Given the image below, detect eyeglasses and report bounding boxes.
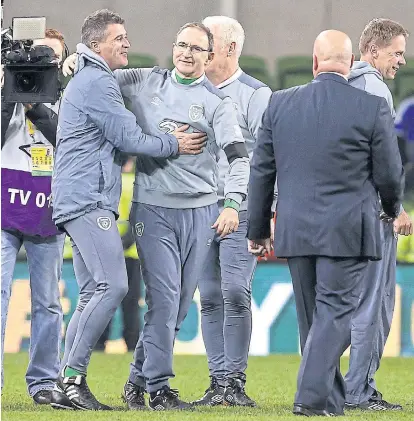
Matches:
[173,42,210,54]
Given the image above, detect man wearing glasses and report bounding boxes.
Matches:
[62,20,249,410]
[115,22,250,410]
[50,10,205,411]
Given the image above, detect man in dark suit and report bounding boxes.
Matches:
[247,30,404,417]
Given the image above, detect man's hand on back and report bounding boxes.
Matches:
[62,53,77,77]
[172,125,207,155]
[60,53,208,156]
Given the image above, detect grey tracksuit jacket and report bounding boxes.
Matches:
[52,44,178,225]
[115,67,250,209]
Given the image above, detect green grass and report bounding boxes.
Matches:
[2,353,414,420]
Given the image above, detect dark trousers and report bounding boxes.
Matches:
[287,256,368,414]
[96,257,142,351]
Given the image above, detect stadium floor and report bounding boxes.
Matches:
[2,353,413,420]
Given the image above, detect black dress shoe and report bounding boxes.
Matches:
[33,390,53,405]
[293,403,334,416]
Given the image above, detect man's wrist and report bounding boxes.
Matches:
[224,198,240,212]
[25,103,40,115]
[167,133,179,156]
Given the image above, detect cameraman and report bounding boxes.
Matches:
[1,29,65,405]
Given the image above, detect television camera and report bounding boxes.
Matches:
[1,17,61,103]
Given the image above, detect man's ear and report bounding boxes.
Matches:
[312,54,318,76]
[227,42,236,57]
[369,44,379,59]
[90,41,100,53]
[206,51,214,65]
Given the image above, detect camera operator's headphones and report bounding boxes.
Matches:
[57,42,71,95]
[62,42,70,63]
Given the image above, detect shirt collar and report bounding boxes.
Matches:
[216,68,243,89]
[317,71,348,81]
[171,68,205,85]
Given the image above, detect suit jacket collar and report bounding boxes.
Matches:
[313,72,349,85]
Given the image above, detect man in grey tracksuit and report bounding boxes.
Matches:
[50,10,203,412]
[117,22,250,411]
[345,18,412,411]
[189,16,272,408]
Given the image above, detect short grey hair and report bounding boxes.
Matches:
[359,18,409,54]
[203,16,245,57]
[176,22,214,52]
[81,9,124,48]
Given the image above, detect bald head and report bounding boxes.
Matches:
[313,30,354,77]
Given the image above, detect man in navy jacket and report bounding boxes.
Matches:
[247,30,404,416]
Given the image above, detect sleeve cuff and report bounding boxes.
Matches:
[166,133,179,156]
[225,192,243,205]
[224,198,240,212]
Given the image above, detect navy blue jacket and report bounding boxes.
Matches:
[247,73,404,260]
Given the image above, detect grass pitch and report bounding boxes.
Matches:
[2,353,414,420]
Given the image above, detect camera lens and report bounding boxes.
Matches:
[15,72,39,93]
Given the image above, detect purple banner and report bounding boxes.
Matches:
[1,168,60,237]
